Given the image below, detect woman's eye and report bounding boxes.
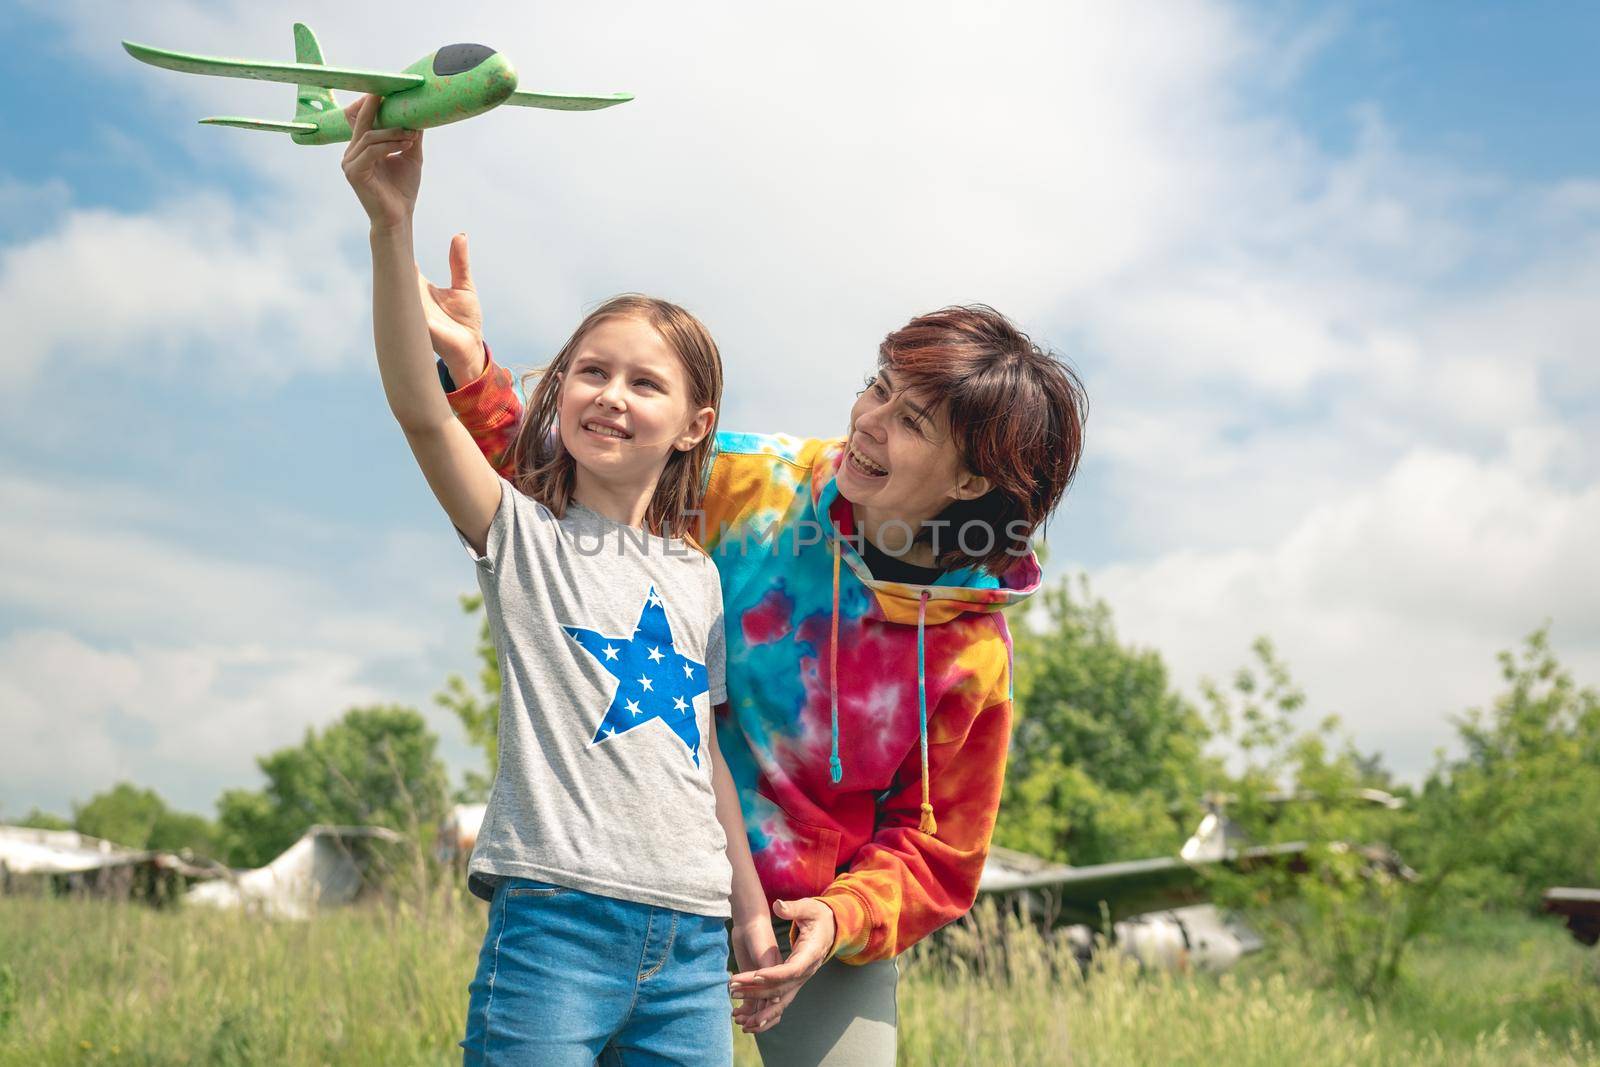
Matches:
[901,414,921,433]
[873,382,888,399]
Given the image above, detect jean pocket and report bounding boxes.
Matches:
[505,878,571,899]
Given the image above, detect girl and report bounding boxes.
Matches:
[340,94,780,1065]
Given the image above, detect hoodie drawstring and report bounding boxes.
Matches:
[916,589,937,835]
[1007,639,1015,703]
[828,537,843,785]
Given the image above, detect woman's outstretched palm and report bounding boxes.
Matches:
[417,233,486,380]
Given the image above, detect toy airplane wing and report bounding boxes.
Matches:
[199,117,319,133]
[503,90,634,111]
[122,40,422,95]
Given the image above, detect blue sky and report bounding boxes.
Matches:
[1263,1,1600,183]
[3,1,1598,824]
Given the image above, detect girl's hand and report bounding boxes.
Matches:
[417,233,486,383]
[729,914,783,1034]
[341,94,422,232]
[728,898,838,1034]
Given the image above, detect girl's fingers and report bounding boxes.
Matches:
[729,975,802,1000]
[352,128,416,153]
[345,132,418,175]
[342,125,413,169]
[741,998,788,1033]
[350,93,378,137]
[733,992,777,1015]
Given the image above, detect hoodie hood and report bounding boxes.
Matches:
[808,439,1040,832]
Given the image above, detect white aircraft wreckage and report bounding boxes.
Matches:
[0,824,216,900]
[1,822,403,919]
[187,825,404,920]
[974,791,1412,973]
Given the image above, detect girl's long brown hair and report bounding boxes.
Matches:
[506,295,722,541]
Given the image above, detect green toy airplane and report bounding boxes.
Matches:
[122,23,632,146]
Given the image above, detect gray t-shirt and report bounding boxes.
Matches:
[459,477,731,916]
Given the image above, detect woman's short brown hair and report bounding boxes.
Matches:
[507,294,723,542]
[878,305,1087,575]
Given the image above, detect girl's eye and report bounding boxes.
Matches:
[584,367,605,378]
[635,379,659,391]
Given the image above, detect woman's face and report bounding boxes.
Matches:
[557,316,712,480]
[836,366,989,535]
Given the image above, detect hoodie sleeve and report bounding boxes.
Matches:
[817,684,1013,965]
[443,345,521,479]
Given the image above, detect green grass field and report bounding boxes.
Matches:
[0,892,1594,1065]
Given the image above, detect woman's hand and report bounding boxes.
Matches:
[728,914,784,1034]
[417,233,487,384]
[341,94,422,233]
[728,897,837,1033]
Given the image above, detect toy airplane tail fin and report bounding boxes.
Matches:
[292,23,337,122]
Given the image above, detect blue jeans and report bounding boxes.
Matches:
[461,877,734,1066]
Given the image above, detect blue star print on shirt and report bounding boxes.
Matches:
[562,585,710,765]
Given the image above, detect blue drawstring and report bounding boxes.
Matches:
[829,536,843,784]
[916,590,936,835]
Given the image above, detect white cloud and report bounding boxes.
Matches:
[0,629,386,818]
[0,195,367,389]
[0,472,484,817]
[1087,445,1600,781]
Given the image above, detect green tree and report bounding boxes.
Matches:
[995,575,1219,865]
[73,783,168,848]
[435,593,500,802]
[1415,625,1600,911]
[147,810,222,857]
[71,783,219,856]
[216,705,449,868]
[1202,637,1436,999]
[11,808,72,831]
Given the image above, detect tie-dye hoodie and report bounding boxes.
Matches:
[447,352,1037,964]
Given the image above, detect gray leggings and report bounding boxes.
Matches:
[745,919,899,1067]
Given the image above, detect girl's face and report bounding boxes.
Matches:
[557,316,713,483]
[836,366,990,532]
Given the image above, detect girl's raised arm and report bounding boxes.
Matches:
[343,94,500,554]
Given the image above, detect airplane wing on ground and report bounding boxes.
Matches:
[502,90,634,111]
[980,842,1309,925]
[122,41,423,94]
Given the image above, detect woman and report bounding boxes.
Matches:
[422,235,1086,1066]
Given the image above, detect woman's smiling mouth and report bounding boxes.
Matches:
[847,443,888,478]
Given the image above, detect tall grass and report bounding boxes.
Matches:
[0,891,1593,1065]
